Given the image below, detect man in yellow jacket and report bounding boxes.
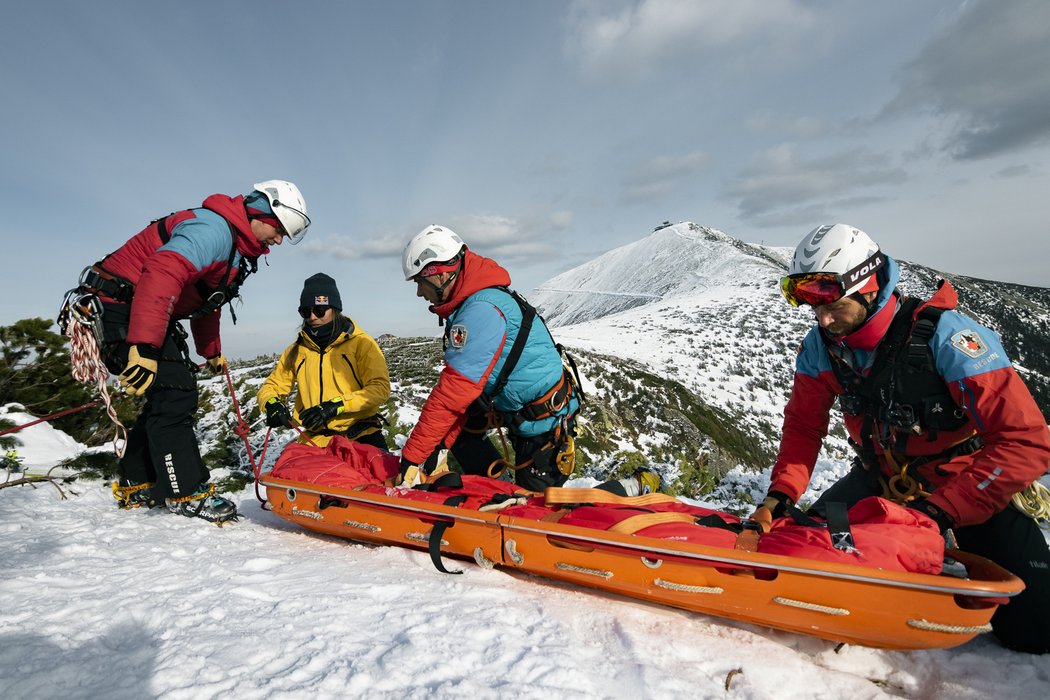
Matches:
[257,273,391,449]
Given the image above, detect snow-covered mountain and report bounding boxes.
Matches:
[529,223,790,327]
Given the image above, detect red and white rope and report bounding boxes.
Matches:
[65,319,127,457]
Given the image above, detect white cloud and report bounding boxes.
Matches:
[566,0,816,80]
[302,233,404,261]
[745,110,824,138]
[621,151,708,204]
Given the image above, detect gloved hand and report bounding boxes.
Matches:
[118,344,160,396]
[908,498,954,534]
[749,491,794,533]
[264,398,293,428]
[298,397,345,432]
[204,354,227,375]
[399,456,422,487]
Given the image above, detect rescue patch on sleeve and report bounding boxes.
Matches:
[449,324,468,348]
[950,330,988,359]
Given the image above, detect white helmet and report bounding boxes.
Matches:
[252,180,310,244]
[402,225,466,280]
[783,224,884,306]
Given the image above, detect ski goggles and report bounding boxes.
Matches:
[780,251,884,307]
[298,305,331,319]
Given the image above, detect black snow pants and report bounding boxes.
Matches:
[101,301,210,502]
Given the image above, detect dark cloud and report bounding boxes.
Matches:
[724,144,905,224]
[886,0,1050,160]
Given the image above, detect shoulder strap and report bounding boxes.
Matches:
[906,304,945,372]
[489,288,537,399]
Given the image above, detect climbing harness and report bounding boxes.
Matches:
[830,296,968,462]
[455,287,583,480]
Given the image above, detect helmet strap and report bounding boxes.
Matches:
[849,291,877,316]
[419,257,463,303]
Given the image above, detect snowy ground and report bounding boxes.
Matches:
[2,413,1049,699]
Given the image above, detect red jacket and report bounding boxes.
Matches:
[96,194,267,358]
[771,279,1050,527]
[401,251,512,464]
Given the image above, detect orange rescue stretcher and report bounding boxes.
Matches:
[259,442,1023,651]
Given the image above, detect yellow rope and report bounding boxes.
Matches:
[1012,481,1050,529]
[166,482,215,504]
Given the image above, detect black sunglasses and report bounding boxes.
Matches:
[298,305,331,319]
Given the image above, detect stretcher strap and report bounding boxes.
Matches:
[543,487,681,507]
[429,495,467,575]
[606,512,698,535]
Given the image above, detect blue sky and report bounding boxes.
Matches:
[3,0,1049,359]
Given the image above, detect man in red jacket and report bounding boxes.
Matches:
[72,180,309,522]
[756,223,1050,653]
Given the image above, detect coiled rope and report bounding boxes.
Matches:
[63,295,126,457]
[1012,482,1050,529]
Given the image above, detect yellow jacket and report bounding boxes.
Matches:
[257,317,390,446]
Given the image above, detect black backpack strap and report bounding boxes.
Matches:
[491,290,537,399]
[413,472,464,492]
[823,501,859,554]
[154,213,175,244]
[188,223,241,321]
[906,304,944,371]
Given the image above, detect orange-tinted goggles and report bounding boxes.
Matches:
[781,250,885,307]
[780,272,846,307]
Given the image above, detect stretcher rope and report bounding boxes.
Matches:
[772,596,850,616]
[906,619,992,635]
[473,547,496,569]
[555,562,613,579]
[653,578,724,595]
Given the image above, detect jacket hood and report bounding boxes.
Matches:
[202,193,269,258]
[429,250,512,319]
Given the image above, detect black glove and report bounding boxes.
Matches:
[908,498,954,534]
[750,491,794,533]
[118,344,161,396]
[398,456,422,486]
[264,398,293,428]
[763,491,795,518]
[299,397,344,432]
